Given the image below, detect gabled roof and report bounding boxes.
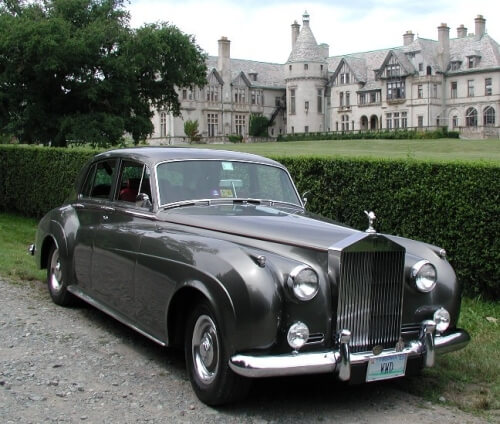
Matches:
[329,57,367,84]
[207,68,224,85]
[232,71,252,87]
[375,50,416,78]
[206,56,285,89]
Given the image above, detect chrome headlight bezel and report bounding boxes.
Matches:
[287,264,319,301]
[411,260,438,292]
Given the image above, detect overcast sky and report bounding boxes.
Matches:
[127,0,500,63]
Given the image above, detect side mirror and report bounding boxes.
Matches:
[136,193,152,210]
[302,190,311,208]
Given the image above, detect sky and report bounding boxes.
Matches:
[127,0,500,64]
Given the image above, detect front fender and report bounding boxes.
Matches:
[185,241,283,352]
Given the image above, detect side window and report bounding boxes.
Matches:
[80,160,117,199]
[116,160,152,204]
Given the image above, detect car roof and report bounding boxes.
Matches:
[94,147,283,168]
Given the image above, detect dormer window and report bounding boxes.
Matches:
[450,61,461,71]
[467,56,480,69]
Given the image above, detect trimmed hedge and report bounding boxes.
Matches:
[0,145,498,299]
[0,145,96,218]
[279,157,499,299]
[277,128,460,142]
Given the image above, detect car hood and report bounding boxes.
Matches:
[159,203,359,251]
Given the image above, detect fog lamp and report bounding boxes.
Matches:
[433,307,450,333]
[287,322,309,350]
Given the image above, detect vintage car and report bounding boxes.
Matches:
[32,147,469,405]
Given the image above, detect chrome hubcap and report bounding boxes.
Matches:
[49,249,63,293]
[192,314,219,384]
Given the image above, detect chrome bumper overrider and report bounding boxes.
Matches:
[229,322,470,379]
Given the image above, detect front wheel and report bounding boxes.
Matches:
[184,301,250,406]
[47,246,75,306]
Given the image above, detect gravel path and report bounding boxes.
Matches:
[0,277,486,424]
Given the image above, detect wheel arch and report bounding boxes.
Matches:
[40,235,58,270]
[166,280,236,351]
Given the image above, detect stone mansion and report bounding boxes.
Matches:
[149,12,500,142]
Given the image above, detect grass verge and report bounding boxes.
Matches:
[0,213,45,281]
[397,297,499,420]
[197,138,500,162]
[0,212,498,418]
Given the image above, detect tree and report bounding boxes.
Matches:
[249,114,269,137]
[0,0,207,147]
[183,119,200,143]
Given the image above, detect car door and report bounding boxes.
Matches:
[91,160,154,319]
[73,159,118,292]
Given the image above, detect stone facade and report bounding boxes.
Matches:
[149,13,500,143]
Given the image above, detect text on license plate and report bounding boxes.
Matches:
[366,353,407,382]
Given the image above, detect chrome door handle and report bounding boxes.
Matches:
[102,215,109,220]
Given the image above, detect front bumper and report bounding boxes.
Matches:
[229,322,470,379]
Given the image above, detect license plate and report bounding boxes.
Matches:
[366,353,407,382]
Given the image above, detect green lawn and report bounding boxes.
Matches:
[196,138,500,162]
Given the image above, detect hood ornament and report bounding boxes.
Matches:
[364,210,377,233]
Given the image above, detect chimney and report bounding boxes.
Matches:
[457,24,467,38]
[291,20,300,49]
[217,37,231,103]
[403,30,415,46]
[319,43,330,59]
[437,23,450,70]
[474,15,486,39]
[217,36,230,72]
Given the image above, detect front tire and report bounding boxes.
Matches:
[185,301,250,406]
[47,246,74,306]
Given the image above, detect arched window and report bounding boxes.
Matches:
[465,107,478,127]
[484,107,496,126]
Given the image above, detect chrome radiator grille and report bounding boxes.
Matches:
[337,249,405,353]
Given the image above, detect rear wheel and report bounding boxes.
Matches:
[47,245,75,306]
[184,300,250,405]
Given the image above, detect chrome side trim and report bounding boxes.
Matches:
[67,285,167,347]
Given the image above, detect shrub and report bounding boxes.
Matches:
[0,145,497,299]
[277,128,456,142]
[0,145,96,217]
[227,134,243,143]
[276,156,499,299]
[249,115,269,137]
[184,120,200,143]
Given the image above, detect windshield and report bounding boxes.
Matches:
[156,160,301,207]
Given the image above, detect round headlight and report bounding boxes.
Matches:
[287,265,319,301]
[287,322,310,350]
[434,307,450,333]
[411,260,437,292]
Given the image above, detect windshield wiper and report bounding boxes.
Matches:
[161,200,210,210]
